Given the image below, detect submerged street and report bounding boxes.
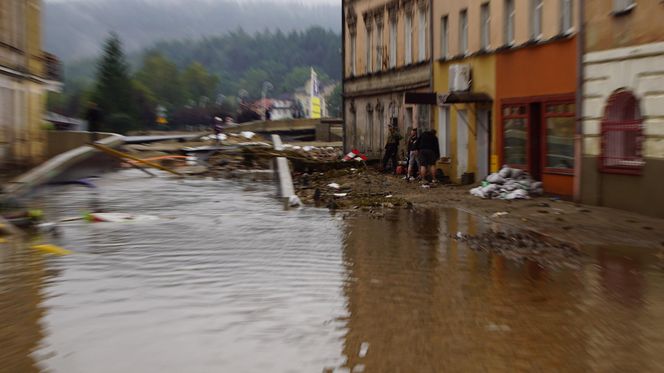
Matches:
[1,170,663,372]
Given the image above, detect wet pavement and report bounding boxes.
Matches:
[1,170,663,372]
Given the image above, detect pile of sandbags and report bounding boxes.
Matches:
[470,166,543,200]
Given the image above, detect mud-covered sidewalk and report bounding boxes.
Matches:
[294,166,664,250]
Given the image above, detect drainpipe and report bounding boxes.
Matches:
[573,0,585,203]
[341,2,347,154]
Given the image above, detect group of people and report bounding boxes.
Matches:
[381,125,441,183]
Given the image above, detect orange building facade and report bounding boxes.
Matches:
[496,36,577,196]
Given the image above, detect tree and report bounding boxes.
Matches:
[326,84,342,118]
[181,62,220,106]
[135,52,185,110]
[92,33,139,133]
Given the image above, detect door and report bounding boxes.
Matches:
[457,110,469,179]
[529,103,542,180]
[477,109,490,179]
[438,106,450,157]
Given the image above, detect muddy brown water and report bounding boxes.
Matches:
[1,170,663,372]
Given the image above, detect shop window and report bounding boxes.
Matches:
[544,102,575,172]
[600,90,644,174]
[503,104,528,167]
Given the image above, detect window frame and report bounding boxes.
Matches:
[418,6,427,62]
[531,0,543,40]
[599,90,645,175]
[501,102,530,170]
[459,8,469,55]
[389,19,397,69]
[376,23,384,72]
[350,33,357,76]
[365,27,373,74]
[480,3,491,50]
[561,0,574,34]
[440,15,449,59]
[542,100,576,175]
[504,0,515,46]
[405,12,413,65]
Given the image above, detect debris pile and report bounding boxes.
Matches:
[454,230,581,269]
[470,166,544,200]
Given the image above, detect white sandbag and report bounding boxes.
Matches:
[511,168,525,179]
[470,187,487,199]
[498,166,512,179]
[504,189,530,200]
[486,173,506,184]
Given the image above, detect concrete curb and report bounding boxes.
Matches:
[272,135,301,208]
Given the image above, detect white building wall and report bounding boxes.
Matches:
[582,41,664,159]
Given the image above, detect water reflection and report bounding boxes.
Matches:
[340,208,664,372]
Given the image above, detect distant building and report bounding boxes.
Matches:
[0,0,61,168]
[343,0,434,159]
[580,0,664,217]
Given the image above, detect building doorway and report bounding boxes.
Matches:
[457,110,469,180]
[477,109,491,180]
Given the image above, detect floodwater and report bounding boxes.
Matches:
[1,170,664,372]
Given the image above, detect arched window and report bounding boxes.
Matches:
[600,90,644,174]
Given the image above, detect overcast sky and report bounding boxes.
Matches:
[46,0,340,3]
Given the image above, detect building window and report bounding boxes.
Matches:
[376,23,384,71]
[405,13,413,65]
[366,104,374,151]
[459,9,469,55]
[418,6,427,62]
[600,90,644,174]
[504,0,515,45]
[531,0,543,40]
[561,0,573,33]
[389,19,397,68]
[365,27,373,74]
[440,15,449,58]
[480,3,490,50]
[350,34,357,76]
[503,104,528,167]
[418,105,430,130]
[544,102,575,172]
[613,0,636,15]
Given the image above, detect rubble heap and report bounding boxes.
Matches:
[470,166,544,200]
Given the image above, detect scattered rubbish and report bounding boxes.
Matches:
[327,183,341,189]
[31,244,72,256]
[486,323,512,332]
[86,213,160,223]
[385,195,393,198]
[470,165,543,200]
[288,195,302,208]
[49,179,97,189]
[352,364,366,373]
[359,342,370,358]
[240,131,256,139]
[491,212,509,218]
[334,193,348,198]
[342,149,368,162]
[421,184,431,189]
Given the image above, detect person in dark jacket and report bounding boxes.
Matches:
[85,102,102,143]
[418,129,440,182]
[405,128,419,181]
[382,125,402,174]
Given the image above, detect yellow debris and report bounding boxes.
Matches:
[31,244,73,256]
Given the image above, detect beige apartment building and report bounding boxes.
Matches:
[580,0,664,217]
[0,0,60,169]
[343,0,433,159]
